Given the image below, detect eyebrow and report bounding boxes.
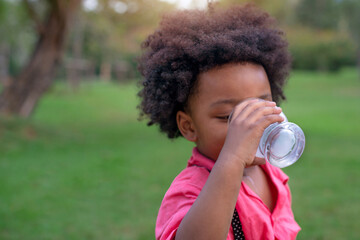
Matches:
[210,94,272,108]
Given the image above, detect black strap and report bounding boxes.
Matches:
[232,209,245,240]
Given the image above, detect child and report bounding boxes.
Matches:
[138,3,301,240]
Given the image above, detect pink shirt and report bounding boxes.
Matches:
[155,148,301,240]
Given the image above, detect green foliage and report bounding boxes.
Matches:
[65,0,176,78]
[216,0,291,24]
[287,28,357,71]
[1,0,359,81]
[294,0,360,70]
[0,69,360,239]
[0,0,43,76]
[341,0,360,45]
[0,0,7,22]
[295,0,340,30]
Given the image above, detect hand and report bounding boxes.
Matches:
[220,98,283,168]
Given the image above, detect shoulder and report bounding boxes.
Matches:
[173,165,210,188]
[155,166,210,240]
[161,165,210,205]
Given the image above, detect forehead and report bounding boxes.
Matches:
[190,62,271,108]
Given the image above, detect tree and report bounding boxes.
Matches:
[341,0,360,71]
[0,1,35,82]
[74,0,175,81]
[0,0,81,117]
[294,0,359,73]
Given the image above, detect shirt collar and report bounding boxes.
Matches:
[187,147,216,172]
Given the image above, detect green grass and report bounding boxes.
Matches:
[281,69,360,239]
[0,68,359,239]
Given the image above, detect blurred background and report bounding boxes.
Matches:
[0,0,359,239]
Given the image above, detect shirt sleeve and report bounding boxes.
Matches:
[155,167,236,240]
[155,182,201,240]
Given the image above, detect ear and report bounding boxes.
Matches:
[176,111,197,142]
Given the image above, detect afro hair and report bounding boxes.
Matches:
[138,3,291,139]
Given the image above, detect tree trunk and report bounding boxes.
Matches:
[357,48,360,80]
[100,62,112,82]
[0,0,81,117]
[0,43,10,88]
[67,13,84,91]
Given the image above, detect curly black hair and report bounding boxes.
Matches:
[138,3,291,139]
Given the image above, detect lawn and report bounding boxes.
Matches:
[0,68,359,240]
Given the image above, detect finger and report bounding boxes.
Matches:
[228,98,260,123]
[255,114,284,130]
[231,100,276,124]
[247,106,282,123]
[239,100,277,121]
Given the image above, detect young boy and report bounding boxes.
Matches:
[138,4,301,240]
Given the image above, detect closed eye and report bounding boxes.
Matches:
[216,116,230,121]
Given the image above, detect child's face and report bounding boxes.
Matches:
[179,62,272,161]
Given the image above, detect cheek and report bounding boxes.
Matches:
[205,122,227,141]
[217,126,228,145]
[209,125,228,158]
